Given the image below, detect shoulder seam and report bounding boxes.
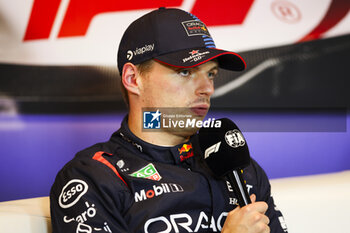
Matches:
[92,151,128,188]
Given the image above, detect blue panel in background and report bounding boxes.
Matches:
[0,111,349,202]
[0,114,124,202]
[206,109,350,178]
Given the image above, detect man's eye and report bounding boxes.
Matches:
[208,71,218,80]
[179,70,191,77]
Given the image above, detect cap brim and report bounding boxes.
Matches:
[154,47,246,71]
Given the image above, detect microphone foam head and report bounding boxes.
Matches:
[198,118,250,177]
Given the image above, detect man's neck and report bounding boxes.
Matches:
[128,109,189,147]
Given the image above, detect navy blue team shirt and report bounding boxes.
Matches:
[50,116,288,233]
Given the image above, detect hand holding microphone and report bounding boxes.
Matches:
[198,118,270,233]
[221,194,270,233]
[198,118,251,207]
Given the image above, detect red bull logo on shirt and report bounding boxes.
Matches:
[178,143,192,154]
[178,143,194,161]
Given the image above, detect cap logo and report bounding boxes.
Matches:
[126,43,155,61]
[182,50,210,63]
[127,50,133,60]
[189,50,199,55]
[181,20,211,37]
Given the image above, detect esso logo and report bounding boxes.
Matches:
[225,129,245,148]
[59,179,88,209]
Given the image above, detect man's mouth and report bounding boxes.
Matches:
[190,104,209,116]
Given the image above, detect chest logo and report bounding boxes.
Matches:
[178,143,194,161]
[130,163,162,181]
[134,183,184,203]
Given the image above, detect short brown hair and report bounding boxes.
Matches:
[119,59,154,107]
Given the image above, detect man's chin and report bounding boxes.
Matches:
[169,126,199,138]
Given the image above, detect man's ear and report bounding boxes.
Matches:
[121,63,141,95]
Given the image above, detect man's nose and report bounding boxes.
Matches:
[195,73,214,97]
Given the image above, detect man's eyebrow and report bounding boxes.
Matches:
[173,63,219,72]
[208,64,219,71]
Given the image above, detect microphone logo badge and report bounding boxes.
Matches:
[204,141,221,159]
[225,129,245,148]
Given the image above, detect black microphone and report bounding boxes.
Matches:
[198,118,251,207]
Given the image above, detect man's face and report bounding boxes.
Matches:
[139,60,218,119]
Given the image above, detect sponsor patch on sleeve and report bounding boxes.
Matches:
[59,179,88,209]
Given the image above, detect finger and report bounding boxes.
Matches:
[255,201,269,214]
[261,214,270,225]
[256,223,270,233]
[250,194,256,203]
[250,201,268,214]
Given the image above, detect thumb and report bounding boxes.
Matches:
[250,194,256,203]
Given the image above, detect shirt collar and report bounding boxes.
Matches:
[112,115,196,165]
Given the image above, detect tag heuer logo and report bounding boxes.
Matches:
[130,163,162,181]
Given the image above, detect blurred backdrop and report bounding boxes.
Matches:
[0,0,349,202]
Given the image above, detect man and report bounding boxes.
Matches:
[50,7,288,233]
